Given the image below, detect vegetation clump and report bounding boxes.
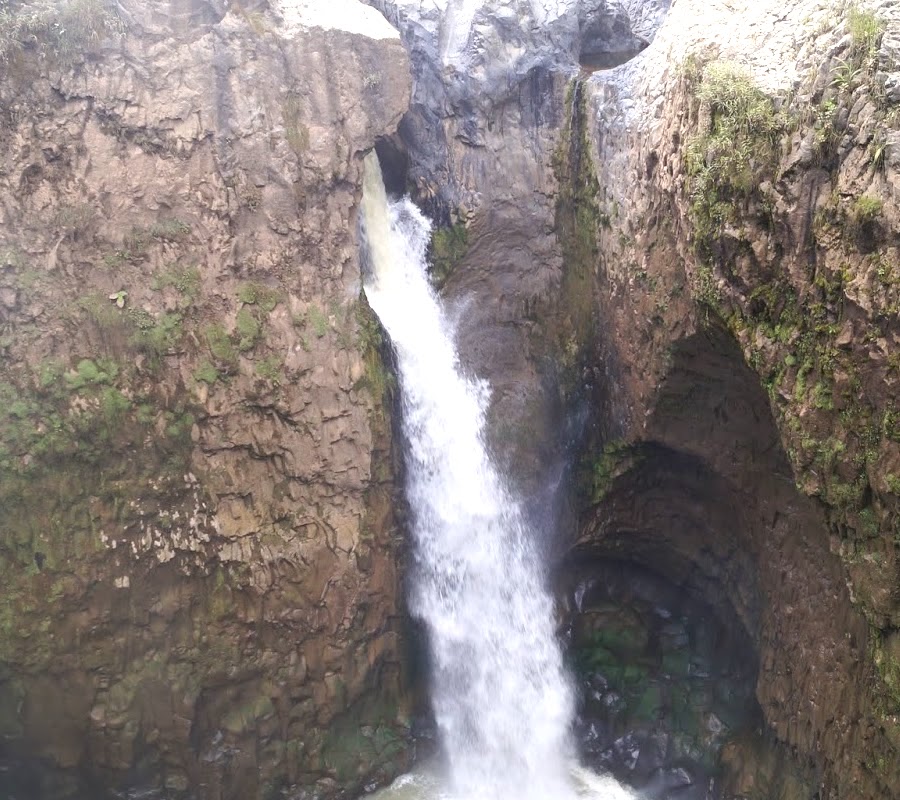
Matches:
[193,360,220,386]
[151,265,201,303]
[847,4,885,63]
[204,323,239,373]
[0,0,123,65]
[237,282,280,313]
[235,307,262,352]
[551,80,603,397]
[355,298,392,404]
[685,60,782,260]
[148,218,191,242]
[428,224,468,289]
[0,352,195,481]
[589,440,641,504]
[254,356,282,386]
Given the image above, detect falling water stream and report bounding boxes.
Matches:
[359,154,634,800]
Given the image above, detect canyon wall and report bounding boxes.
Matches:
[0,0,412,796]
[372,0,899,797]
[576,0,900,796]
[1,0,899,798]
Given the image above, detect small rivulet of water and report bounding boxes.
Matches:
[359,152,635,800]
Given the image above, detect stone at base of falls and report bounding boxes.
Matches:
[562,560,815,800]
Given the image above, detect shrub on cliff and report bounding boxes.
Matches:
[0,0,122,65]
[847,4,884,65]
[685,60,782,259]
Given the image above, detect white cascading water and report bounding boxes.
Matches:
[360,153,634,800]
[440,0,483,64]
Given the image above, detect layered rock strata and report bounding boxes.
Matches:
[366,0,900,797]
[0,0,411,796]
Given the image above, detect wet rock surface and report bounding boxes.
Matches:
[1,0,899,798]
[562,561,760,800]
[363,0,672,497]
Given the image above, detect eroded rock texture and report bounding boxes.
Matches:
[366,0,670,504]
[365,0,899,798]
[575,0,900,796]
[0,1,411,797]
[2,0,899,798]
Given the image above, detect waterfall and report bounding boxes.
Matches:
[360,154,634,800]
[440,0,482,64]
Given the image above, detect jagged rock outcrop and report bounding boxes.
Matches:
[366,0,670,502]
[3,0,899,798]
[0,1,411,797]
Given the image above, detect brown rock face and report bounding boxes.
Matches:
[0,0,412,797]
[570,0,900,797]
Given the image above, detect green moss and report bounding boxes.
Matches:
[193,361,220,385]
[151,265,201,302]
[65,358,118,390]
[693,263,720,310]
[812,380,833,410]
[0,350,195,484]
[254,356,282,385]
[319,699,406,786]
[128,311,183,358]
[551,80,602,394]
[428,224,468,288]
[235,307,262,352]
[237,282,281,313]
[685,60,782,262]
[589,440,641,504]
[871,629,900,717]
[100,387,131,421]
[204,323,239,372]
[355,297,393,405]
[164,410,195,442]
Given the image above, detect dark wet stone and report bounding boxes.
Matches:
[599,733,642,775]
[645,765,694,793]
[567,560,760,799]
[633,730,669,780]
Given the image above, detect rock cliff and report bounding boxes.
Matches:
[0,0,411,796]
[2,0,900,798]
[366,0,899,797]
[575,0,900,796]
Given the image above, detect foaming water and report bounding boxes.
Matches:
[359,153,635,800]
[367,765,638,800]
